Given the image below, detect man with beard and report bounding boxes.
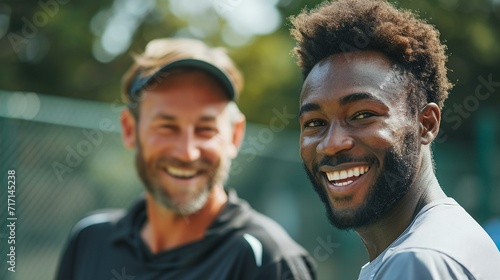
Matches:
[55,38,315,280]
[291,0,500,279]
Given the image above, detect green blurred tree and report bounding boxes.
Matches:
[1,0,499,131]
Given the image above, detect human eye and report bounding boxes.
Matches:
[352,111,376,120]
[197,126,216,132]
[303,119,325,128]
[152,120,178,134]
[196,126,218,136]
[159,124,176,130]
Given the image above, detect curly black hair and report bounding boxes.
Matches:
[290,0,452,110]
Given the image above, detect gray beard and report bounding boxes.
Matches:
[135,142,232,216]
[149,183,211,216]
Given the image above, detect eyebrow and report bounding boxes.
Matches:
[157,114,175,121]
[199,116,217,122]
[156,114,217,122]
[299,103,321,117]
[339,92,385,106]
[299,92,387,117]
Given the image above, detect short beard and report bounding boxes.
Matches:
[304,131,420,230]
[148,178,211,216]
[135,142,232,216]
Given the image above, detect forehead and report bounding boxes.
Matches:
[301,51,407,106]
[140,70,230,119]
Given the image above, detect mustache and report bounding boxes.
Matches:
[317,154,376,168]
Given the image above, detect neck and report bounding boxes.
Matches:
[355,150,447,261]
[141,186,228,254]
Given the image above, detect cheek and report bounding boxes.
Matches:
[137,121,155,144]
[364,122,415,155]
[201,138,231,162]
[369,118,403,143]
[300,135,317,162]
[372,129,398,146]
[218,130,237,158]
[142,132,171,151]
[138,130,176,159]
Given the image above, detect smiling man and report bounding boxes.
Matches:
[55,38,315,280]
[291,0,500,279]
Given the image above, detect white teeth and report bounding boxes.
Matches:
[333,180,353,186]
[325,166,370,182]
[353,167,360,176]
[165,166,197,178]
[359,166,368,175]
[326,172,333,181]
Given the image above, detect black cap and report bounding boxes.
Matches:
[129,58,236,100]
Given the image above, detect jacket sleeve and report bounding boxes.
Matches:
[374,249,473,280]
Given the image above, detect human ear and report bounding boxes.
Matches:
[419,103,441,145]
[121,109,137,149]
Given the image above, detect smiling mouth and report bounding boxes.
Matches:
[324,165,369,187]
[162,166,198,179]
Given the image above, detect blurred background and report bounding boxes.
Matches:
[0,0,499,279]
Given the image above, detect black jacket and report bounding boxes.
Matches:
[55,189,316,280]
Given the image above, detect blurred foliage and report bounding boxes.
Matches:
[1,1,499,279]
[1,0,499,137]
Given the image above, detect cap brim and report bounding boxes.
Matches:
[130,59,236,101]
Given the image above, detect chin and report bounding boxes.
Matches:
[326,202,378,230]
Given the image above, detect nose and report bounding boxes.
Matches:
[171,129,201,162]
[316,123,354,156]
